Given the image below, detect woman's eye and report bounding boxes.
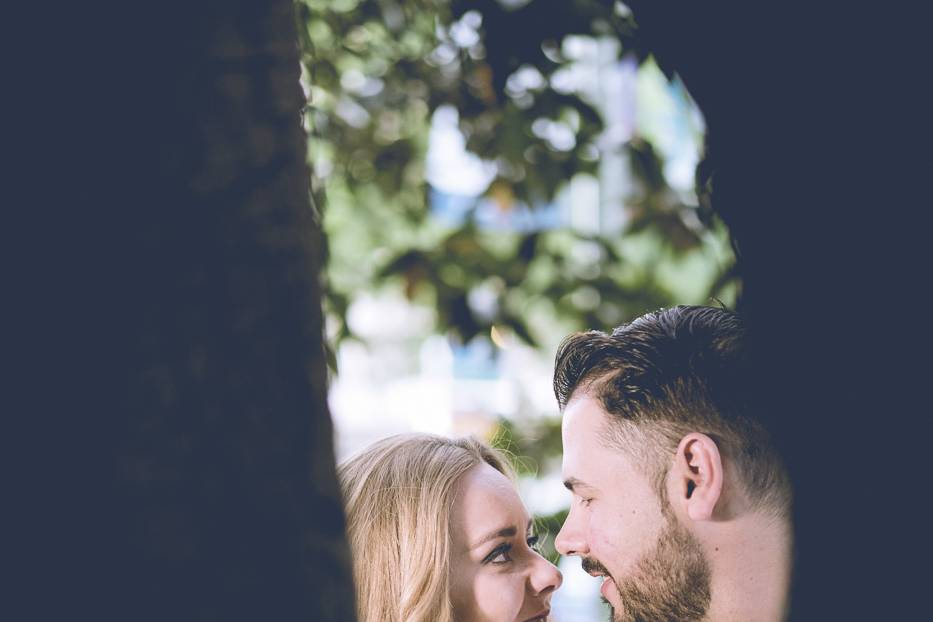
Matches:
[485,544,513,564]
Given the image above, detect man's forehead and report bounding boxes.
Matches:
[561,394,614,469]
[561,394,640,480]
[562,393,609,439]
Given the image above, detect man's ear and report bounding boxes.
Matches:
[673,433,724,522]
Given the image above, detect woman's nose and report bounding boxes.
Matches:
[530,554,563,595]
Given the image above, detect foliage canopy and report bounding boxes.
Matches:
[296,0,736,353]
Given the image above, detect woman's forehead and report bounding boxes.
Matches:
[450,463,528,539]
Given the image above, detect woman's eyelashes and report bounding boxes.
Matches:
[527,534,541,552]
[483,535,541,565]
[483,543,513,565]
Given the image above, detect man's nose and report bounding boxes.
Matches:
[554,512,587,557]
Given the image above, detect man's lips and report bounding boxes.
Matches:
[523,608,550,621]
[599,576,617,600]
[582,558,616,603]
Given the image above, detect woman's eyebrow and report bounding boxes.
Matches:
[470,526,517,550]
[471,519,536,550]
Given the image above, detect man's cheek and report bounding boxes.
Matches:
[591,525,615,558]
[593,521,625,570]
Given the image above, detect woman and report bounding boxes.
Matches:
[338,433,562,622]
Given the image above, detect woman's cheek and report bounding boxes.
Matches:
[473,570,524,621]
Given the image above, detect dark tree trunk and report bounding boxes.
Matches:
[11,1,355,620]
[625,1,926,619]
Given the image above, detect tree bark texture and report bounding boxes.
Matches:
[10,1,356,620]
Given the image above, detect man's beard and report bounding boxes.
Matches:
[587,511,711,622]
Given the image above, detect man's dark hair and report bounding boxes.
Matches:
[553,305,789,516]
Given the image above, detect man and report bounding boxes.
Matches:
[553,305,792,622]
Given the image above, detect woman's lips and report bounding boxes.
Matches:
[599,576,617,600]
[523,608,550,621]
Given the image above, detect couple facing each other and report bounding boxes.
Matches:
[339,306,793,622]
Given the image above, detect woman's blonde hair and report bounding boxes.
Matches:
[338,433,514,622]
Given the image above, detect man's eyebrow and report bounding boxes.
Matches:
[470,519,535,550]
[563,477,594,492]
